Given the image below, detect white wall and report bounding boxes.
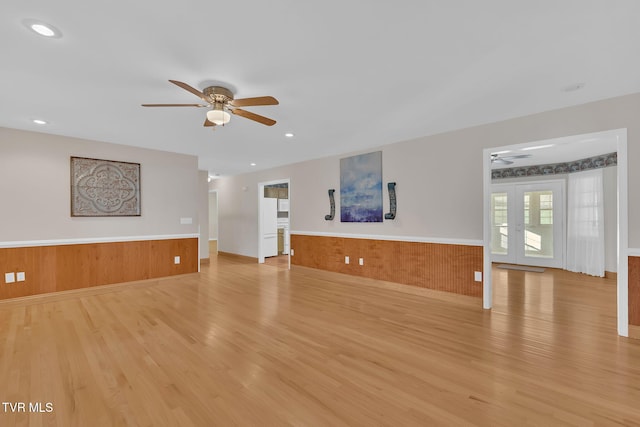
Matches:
[208,192,218,240]
[210,93,639,259]
[0,128,199,242]
[198,170,209,259]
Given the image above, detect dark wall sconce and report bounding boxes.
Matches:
[384,182,397,220]
[325,189,336,220]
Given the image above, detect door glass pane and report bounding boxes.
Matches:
[523,191,554,258]
[491,192,509,255]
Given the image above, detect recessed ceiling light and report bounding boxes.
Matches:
[23,19,62,38]
[32,24,55,36]
[33,119,47,125]
[522,144,555,151]
[285,133,294,138]
[250,162,256,166]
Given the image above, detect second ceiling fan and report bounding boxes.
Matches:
[491,153,531,165]
[142,80,278,127]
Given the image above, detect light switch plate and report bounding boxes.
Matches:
[16,272,25,282]
[5,272,15,283]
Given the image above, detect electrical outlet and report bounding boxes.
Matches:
[174,256,181,264]
[291,249,294,256]
[474,271,482,282]
[5,272,15,284]
[16,272,25,282]
[345,256,350,264]
[359,258,364,266]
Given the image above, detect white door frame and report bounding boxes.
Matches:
[258,178,291,267]
[482,128,629,337]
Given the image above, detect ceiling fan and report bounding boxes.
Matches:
[142,80,278,127]
[491,153,532,165]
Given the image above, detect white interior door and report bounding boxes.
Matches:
[491,181,564,268]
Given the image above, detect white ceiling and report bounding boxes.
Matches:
[490,131,619,169]
[2,1,639,177]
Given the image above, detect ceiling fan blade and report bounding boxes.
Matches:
[230,96,279,107]
[231,108,276,126]
[168,80,211,103]
[501,154,532,160]
[203,118,216,127]
[141,103,207,107]
[494,158,513,165]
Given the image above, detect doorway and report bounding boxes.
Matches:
[482,128,629,337]
[258,178,291,268]
[491,180,564,268]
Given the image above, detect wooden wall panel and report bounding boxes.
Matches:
[56,244,99,291]
[629,256,640,326]
[149,239,172,278]
[291,235,483,297]
[0,238,198,300]
[97,242,126,285]
[0,246,57,299]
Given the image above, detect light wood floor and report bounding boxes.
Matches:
[1,257,639,426]
[263,254,290,269]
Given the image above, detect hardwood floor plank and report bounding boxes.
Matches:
[0,258,639,426]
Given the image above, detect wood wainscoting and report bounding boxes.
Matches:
[0,238,198,300]
[629,256,640,327]
[290,234,483,297]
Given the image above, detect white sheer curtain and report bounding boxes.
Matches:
[566,168,605,277]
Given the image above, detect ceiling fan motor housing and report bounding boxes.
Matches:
[203,86,234,104]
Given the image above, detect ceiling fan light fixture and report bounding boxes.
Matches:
[206,108,231,125]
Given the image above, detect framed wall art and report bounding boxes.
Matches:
[70,156,141,217]
[340,151,383,222]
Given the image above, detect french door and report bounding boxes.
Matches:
[491,181,564,268]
